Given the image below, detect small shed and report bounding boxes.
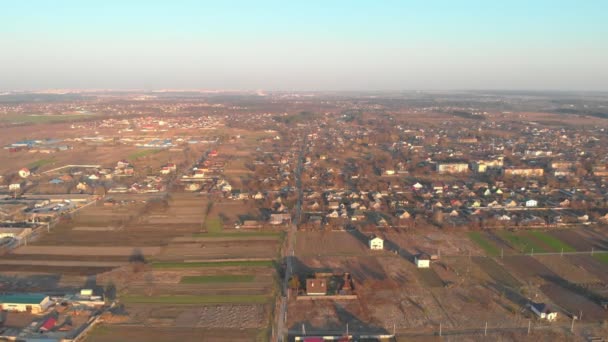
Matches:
[415,254,431,268]
[369,235,384,250]
[530,302,558,321]
[525,199,538,207]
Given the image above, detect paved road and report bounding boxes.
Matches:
[276,133,307,342]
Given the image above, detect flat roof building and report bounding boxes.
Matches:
[0,294,52,314]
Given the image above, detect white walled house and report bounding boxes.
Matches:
[415,254,431,268]
[369,236,384,250]
[525,199,538,207]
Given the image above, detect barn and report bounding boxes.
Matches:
[0,294,52,314]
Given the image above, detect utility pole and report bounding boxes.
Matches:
[439,323,442,337]
[484,321,488,336]
[346,323,349,337]
[531,248,534,256]
[527,320,531,335]
[570,316,575,333]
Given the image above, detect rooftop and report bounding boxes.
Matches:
[0,293,47,304]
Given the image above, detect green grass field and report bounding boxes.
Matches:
[27,158,56,169]
[152,260,274,269]
[205,217,223,234]
[528,231,576,252]
[180,275,255,284]
[468,232,500,256]
[594,253,608,264]
[128,149,162,161]
[121,294,269,304]
[497,231,549,253]
[0,113,94,124]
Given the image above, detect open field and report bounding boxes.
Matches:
[159,238,280,261]
[534,255,601,284]
[128,148,162,160]
[549,230,598,251]
[121,294,270,305]
[12,245,161,256]
[0,265,115,276]
[33,194,206,246]
[180,275,256,284]
[496,231,552,254]
[527,231,576,252]
[501,255,557,281]
[27,157,56,169]
[473,257,522,288]
[595,253,608,264]
[295,231,369,256]
[152,260,275,269]
[566,255,608,283]
[191,231,284,239]
[468,231,500,256]
[87,326,262,342]
[416,268,444,288]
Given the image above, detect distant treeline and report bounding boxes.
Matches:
[450,110,486,120]
[273,111,319,124]
[553,108,608,119]
[0,93,91,103]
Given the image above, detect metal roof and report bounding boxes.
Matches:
[0,293,47,304]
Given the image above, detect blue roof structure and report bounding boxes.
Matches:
[0,293,47,304]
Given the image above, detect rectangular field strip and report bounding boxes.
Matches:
[497,231,548,253]
[528,231,576,252]
[180,275,255,284]
[594,253,608,264]
[193,231,284,238]
[468,232,500,256]
[152,260,274,269]
[121,294,269,304]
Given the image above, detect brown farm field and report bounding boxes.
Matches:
[87,326,262,342]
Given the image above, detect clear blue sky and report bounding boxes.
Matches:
[1,0,607,91]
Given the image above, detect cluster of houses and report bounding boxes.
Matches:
[4,139,70,154]
[0,290,107,341]
[278,114,608,231]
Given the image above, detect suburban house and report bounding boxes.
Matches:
[529,302,558,321]
[0,294,52,314]
[415,253,431,268]
[369,235,384,250]
[436,161,469,174]
[525,199,538,207]
[306,279,327,296]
